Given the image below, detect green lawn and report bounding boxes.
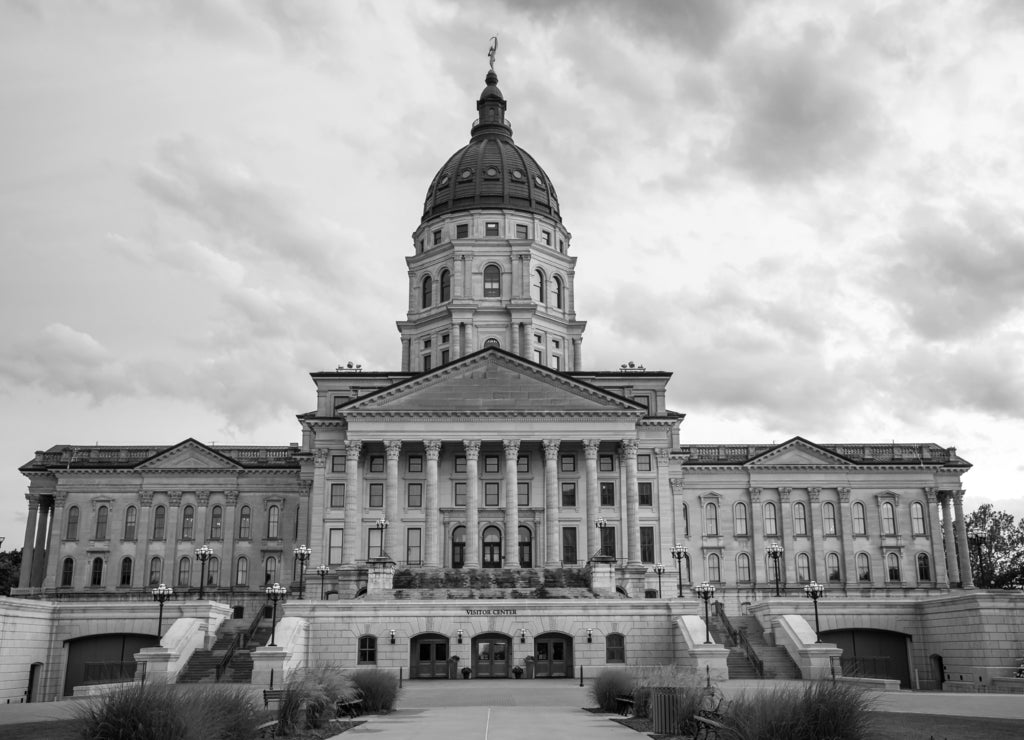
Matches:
[868,711,1024,740]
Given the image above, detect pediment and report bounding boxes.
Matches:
[746,437,853,467]
[342,350,643,415]
[135,439,243,471]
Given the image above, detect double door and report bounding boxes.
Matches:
[473,635,511,678]
[534,635,572,678]
[411,636,449,679]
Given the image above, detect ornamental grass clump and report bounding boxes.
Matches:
[722,681,875,740]
[278,663,359,734]
[350,667,401,713]
[589,668,633,712]
[627,665,703,725]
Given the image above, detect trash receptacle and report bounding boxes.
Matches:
[650,687,679,735]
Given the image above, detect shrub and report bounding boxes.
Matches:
[589,669,633,712]
[627,665,701,722]
[279,663,358,733]
[350,668,402,713]
[722,681,874,740]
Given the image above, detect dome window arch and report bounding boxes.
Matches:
[483,337,500,348]
[440,270,452,303]
[483,265,501,297]
[421,275,433,309]
[552,275,564,309]
[532,268,546,304]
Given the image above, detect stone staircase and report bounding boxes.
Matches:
[177,619,272,684]
[392,586,596,600]
[728,615,802,680]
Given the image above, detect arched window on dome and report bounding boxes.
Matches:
[552,275,564,309]
[483,338,500,348]
[440,269,451,302]
[421,275,433,309]
[532,269,546,304]
[483,265,501,297]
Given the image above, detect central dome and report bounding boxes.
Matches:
[421,70,561,224]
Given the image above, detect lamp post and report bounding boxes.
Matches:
[694,581,716,644]
[152,583,173,637]
[595,517,608,557]
[316,564,330,600]
[653,563,666,599]
[670,543,688,597]
[803,581,825,642]
[766,542,784,597]
[375,517,389,559]
[293,545,311,600]
[194,545,213,600]
[968,527,989,588]
[265,582,288,646]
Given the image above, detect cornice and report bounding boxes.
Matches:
[341,410,644,421]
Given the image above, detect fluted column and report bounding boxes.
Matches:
[166,491,182,581]
[808,488,825,581]
[621,440,641,565]
[924,488,949,587]
[424,440,442,567]
[838,487,858,589]
[384,441,402,557]
[503,439,520,567]
[953,490,973,588]
[543,439,561,566]
[297,483,310,550]
[584,440,600,558]
[30,497,52,587]
[464,440,481,568]
[342,440,362,564]
[654,449,673,571]
[19,494,40,589]
[222,490,238,586]
[43,492,68,589]
[136,491,153,585]
[778,487,795,585]
[310,448,328,562]
[940,492,960,585]
[195,490,210,546]
[749,487,765,585]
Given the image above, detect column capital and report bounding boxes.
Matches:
[542,439,560,459]
[837,487,851,502]
[225,489,240,506]
[384,440,402,460]
[299,480,312,497]
[952,489,966,506]
[55,490,69,507]
[314,448,329,467]
[196,490,210,506]
[138,490,154,507]
[502,439,520,459]
[424,440,442,460]
[583,440,600,458]
[619,439,638,459]
[169,490,183,507]
[654,448,671,467]
[923,487,938,503]
[24,493,42,509]
[344,439,363,459]
[808,487,822,502]
[779,487,792,502]
[669,478,685,493]
[748,486,762,502]
[462,439,481,460]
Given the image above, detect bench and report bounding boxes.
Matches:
[692,690,729,740]
[614,690,635,716]
[263,688,285,709]
[256,720,278,738]
[336,693,364,719]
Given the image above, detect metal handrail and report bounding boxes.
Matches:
[243,605,264,648]
[735,628,765,678]
[215,632,241,682]
[712,601,737,647]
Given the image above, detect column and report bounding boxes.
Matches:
[466,324,476,355]
[195,490,210,546]
[510,324,519,356]
[952,490,973,587]
[573,338,583,371]
[621,440,641,566]
[940,492,960,585]
[222,490,238,587]
[342,440,363,565]
[924,488,949,587]
[455,255,466,299]
[654,450,673,571]
[808,488,825,581]
[30,497,51,587]
[310,448,329,562]
[838,487,858,589]
[424,440,442,567]
[43,492,68,589]
[136,491,153,586]
[543,439,561,567]
[166,492,182,582]
[749,487,765,585]
[384,441,402,557]
[19,494,40,589]
[584,440,600,559]
[464,440,481,568]
[503,439,520,567]
[778,487,795,585]
[297,483,310,549]
[401,338,411,372]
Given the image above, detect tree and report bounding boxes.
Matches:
[965,504,1024,589]
[0,547,22,596]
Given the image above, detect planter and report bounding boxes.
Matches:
[461,667,472,679]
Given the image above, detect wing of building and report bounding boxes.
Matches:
[5,60,1022,703]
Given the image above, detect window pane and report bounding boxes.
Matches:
[705,503,718,536]
[639,527,654,563]
[454,482,466,507]
[484,482,500,507]
[637,454,651,471]
[329,530,343,566]
[517,482,529,507]
[638,482,652,507]
[332,455,347,473]
[560,454,575,472]
[561,482,576,507]
[600,482,615,506]
[562,527,577,564]
[369,484,384,508]
[407,483,422,508]
[734,503,748,536]
[330,483,345,508]
[599,455,614,472]
[407,529,422,566]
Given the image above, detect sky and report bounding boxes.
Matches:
[1,0,1023,552]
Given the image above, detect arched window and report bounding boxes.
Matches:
[210,505,223,540]
[852,502,866,535]
[265,556,278,584]
[764,502,778,536]
[796,553,811,582]
[90,557,104,587]
[532,269,546,303]
[440,269,451,303]
[857,553,871,581]
[119,557,133,587]
[680,503,689,537]
[483,337,500,348]
[235,557,249,586]
[66,506,80,540]
[823,502,837,535]
[152,505,166,540]
[826,553,841,582]
[177,557,191,587]
[553,275,564,309]
[704,502,718,536]
[793,502,807,535]
[734,503,748,536]
[267,505,280,539]
[606,633,625,664]
[451,526,466,569]
[358,635,377,664]
[239,505,252,539]
[482,526,502,568]
[149,557,162,585]
[61,558,74,587]
[483,265,501,297]
[518,525,533,567]
[207,557,220,587]
[881,502,896,535]
[886,552,901,581]
[95,505,108,540]
[917,553,931,581]
[181,505,195,540]
[707,553,721,582]
[911,502,926,535]
[736,553,751,582]
[124,506,137,540]
[421,275,433,308]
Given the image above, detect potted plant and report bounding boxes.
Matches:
[523,655,535,679]
[448,655,460,680]
[461,665,472,679]
[512,665,524,679]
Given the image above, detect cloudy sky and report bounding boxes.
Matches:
[2,0,1023,552]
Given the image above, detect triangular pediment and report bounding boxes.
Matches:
[746,437,854,467]
[135,439,243,471]
[341,349,644,415]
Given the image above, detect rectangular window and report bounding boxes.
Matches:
[640,526,655,563]
[407,483,423,508]
[606,634,625,663]
[637,454,652,472]
[330,483,345,508]
[517,482,530,507]
[517,454,530,473]
[558,238,565,252]
[552,356,561,370]
[560,454,576,472]
[485,222,499,236]
[515,224,528,239]
[422,354,432,371]
[408,455,423,473]
[638,482,653,506]
[484,455,499,474]
[423,338,432,348]
[358,636,377,664]
[432,229,442,245]
[369,483,384,508]
[329,529,343,565]
[561,482,577,507]
[369,456,384,473]
[534,349,543,363]
[331,455,346,473]
[484,482,500,507]
[456,223,469,239]
[441,333,449,344]
[454,482,467,507]
[542,230,552,246]
[562,527,577,564]
[534,333,543,344]
[600,481,615,506]
[367,528,384,559]
[454,455,466,473]
[600,526,616,558]
[441,349,450,364]
[599,455,614,472]
[407,528,422,566]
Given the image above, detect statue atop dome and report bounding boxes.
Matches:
[488,35,498,72]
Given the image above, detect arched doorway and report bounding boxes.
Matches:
[27,662,43,702]
[482,526,502,568]
[472,632,511,678]
[451,526,465,569]
[533,632,573,678]
[64,633,159,696]
[410,633,450,679]
[821,628,912,688]
[519,526,533,567]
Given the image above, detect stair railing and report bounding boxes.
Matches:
[243,607,265,649]
[215,633,241,682]
[713,602,764,678]
[712,601,738,646]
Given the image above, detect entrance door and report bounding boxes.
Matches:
[473,634,511,678]
[482,526,502,568]
[27,663,42,703]
[411,634,449,679]
[534,634,572,678]
[452,526,465,569]
[519,526,533,567]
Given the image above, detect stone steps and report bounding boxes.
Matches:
[392,586,596,600]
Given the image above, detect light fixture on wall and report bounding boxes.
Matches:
[457,629,464,644]
[587,628,593,643]
[520,628,527,644]
[389,629,396,644]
